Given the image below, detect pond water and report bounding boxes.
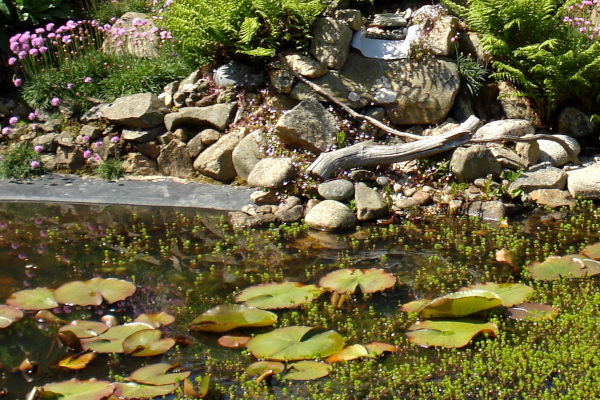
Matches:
[1,201,600,399]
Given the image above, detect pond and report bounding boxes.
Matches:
[1,201,600,399]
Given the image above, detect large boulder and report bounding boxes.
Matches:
[509,166,568,194]
[538,135,580,167]
[164,102,237,131]
[247,158,296,188]
[232,129,267,181]
[193,130,244,182]
[475,119,535,140]
[566,162,600,199]
[450,145,503,182]
[102,93,169,128]
[558,107,594,137]
[310,18,353,69]
[304,200,358,231]
[354,182,389,221]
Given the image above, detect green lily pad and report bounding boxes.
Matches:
[283,361,331,381]
[128,362,191,386]
[400,299,429,313]
[54,281,103,307]
[459,282,534,307]
[246,326,344,361]
[81,322,154,353]
[113,382,178,399]
[58,320,109,339]
[246,361,285,376]
[41,378,114,400]
[85,277,136,304]
[529,255,588,280]
[319,268,397,294]
[581,242,600,260]
[573,255,600,276]
[403,290,503,319]
[6,287,58,310]
[405,319,499,348]
[134,312,175,328]
[0,305,23,328]
[235,282,322,309]
[122,329,176,357]
[188,304,277,333]
[506,302,558,321]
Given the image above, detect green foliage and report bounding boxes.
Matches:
[456,52,487,95]
[0,141,44,179]
[161,0,327,66]
[94,158,124,181]
[85,0,151,24]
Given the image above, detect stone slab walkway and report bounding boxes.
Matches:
[0,174,255,211]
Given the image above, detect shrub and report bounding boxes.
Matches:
[0,141,44,180]
[94,158,124,181]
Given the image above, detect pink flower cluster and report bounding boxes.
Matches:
[563,0,600,39]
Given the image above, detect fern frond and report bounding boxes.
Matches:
[239,17,261,44]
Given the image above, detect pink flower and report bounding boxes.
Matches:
[66,82,73,89]
[30,160,40,169]
[83,150,92,159]
[12,77,22,88]
[1,127,12,135]
[51,97,60,106]
[28,48,39,56]
[82,135,90,142]
[35,27,45,34]
[94,141,102,148]
[8,57,17,65]
[39,46,48,54]
[9,42,19,53]
[31,37,44,47]
[18,51,27,59]
[46,23,55,31]
[28,112,36,121]
[34,145,44,153]
[94,154,101,161]
[110,136,119,143]
[9,116,18,125]
[84,77,92,83]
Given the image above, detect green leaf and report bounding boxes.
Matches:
[134,312,175,328]
[113,382,178,399]
[0,305,23,328]
[81,322,154,353]
[459,282,534,307]
[529,255,588,280]
[325,344,369,362]
[246,361,285,376]
[6,287,58,310]
[506,302,558,321]
[235,282,322,309]
[128,362,191,386]
[58,320,109,339]
[188,304,277,333]
[54,281,103,307]
[85,278,136,304]
[581,242,600,260]
[122,329,176,357]
[283,361,331,381]
[405,319,499,348]
[319,268,397,294]
[404,290,503,319]
[246,326,344,361]
[41,378,114,400]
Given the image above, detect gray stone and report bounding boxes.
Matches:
[55,147,85,171]
[199,128,222,145]
[355,182,389,221]
[278,196,302,212]
[450,145,503,182]
[530,189,576,208]
[509,167,568,194]
[32,133,58,152]
[269,69,295,94]
[515,141,541,166]
[310,17,353,69]
[333,9,364,30]
[162,81,179,108]
[419,16,458,57]
[467,200,505,221]
[102,93,168,128]
[40,154,57,170]
[157,139,194,178]
[213,61,264,88]
[448,199,463,214]
[282,53,328,79]
[275,98,338,153]
[232,129,267,181]
[490,146,527,170]
[122,152,159,176]
[164,103,237,131]
[102,12,161,58]
[318,179,355,201]
[275,205,304,223]
[304,200,358,231]
[96,136,119,160]
[566,162,600,199]
[497,81,543,128]
[394,198,419,209]
[372,13,407,27]
[251,190,280,205]
[193,131,244,182]
[359,107,386,138]
[475,119,535,140]
[79,125,103,140]
[247,158,296,188]
[538,135,580,167]
[412,190,432,205]
[134,142,160,159]
[229,211,277,229]
[56,132,75,147]
[186,134,205,159]
[122,126,165,143]
[558,107,594,137]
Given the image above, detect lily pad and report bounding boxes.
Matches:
[113,382,178,399]
[122,329,176,357]
[134,312,175,328]
[364,342,398,356]
[325,344,369,362]
[57,352,96,370]
[246,361,286,376]
[217,335,251,348]
[0,305,23,328]
[54,281,103,306]
[58,320,109,339]
[402,290,503,319]
[188,304,277,333]
[319,268,397,294]
[235,282,322,309]
[283,361,331,381]
[506,302,558,321]
[184,375,209,398]
[246,326,344,361]
[406,319,499,348]
[459,282,534,307]
[528,255,588,280]
[6,287,58,310]
[85,277,136,304]
[41,378,114,400]
[81,322,154,353]
[581,242,600,260]
[128,362,191,386]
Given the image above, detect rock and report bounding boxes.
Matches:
[304,200,358,231]
[282,53,328,78]
[467,200,505,221]
[275,205,304,223]
[394,198,419,209]
[164,103,237,131]
[448,199,463,214]
[229,211,277,229]
[509,166,568,194]
[278,196,302,212]
[412,190,432,205]
[450,145,503,182]
[558,107,594,137]
[193,131,244,182]
[251,190,280,205]
[566,162,600,199]
[186,134,205,158]
[55,147,85,171]
[122,126,165,143]
[102,93,168,128]
[530,189,576,208]
[351,169,374,181]
[538,135,580,166]
[351,25,421,59]
[355,182,389,221]
[459,31,489,66]
[318,179,355,201]
[102,12,161,58]
[32,133,58,152]
[359,107,386,138]
[269,69,295,94]
[419,15,459,56]
[79,125,103,140]
[40,154,57,170]
[475,119,535,140]
[310,17,353,69]
[122,152,159,175]
[497,81,543,128]
[134,142,160,159]
[199,128,222,145]
[232,129,267,181]
[247,158,296,188]
[490,146,527,170]
[162,81,179,108]
[157,139,193,178]
[213,61,264,88]
[275,98,338,153]
[334,9,364,30]
[56,132,74,148]
[96,136,118,160]
[515,141,541,166]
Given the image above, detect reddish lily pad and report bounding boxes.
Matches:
[325,344,369,362]
[122,329,176,357]
[528,255,588,280]
[283,361,331,381]
[58,320,109,339]
[128,362,191,386]
[0,305,23,328]
[459,282,534,307]
[506,302,558,321]
[41,378,114,400]
[246,326,344,361]
[134,312,175,328]
[319,268,396,294]
[81,322,154,353]
[402,290,503,319]
[581,242,600,260]
[85,277,136,304]
[406,319,499,348]
[217,335,251,348]
[54,281,103,306]
[364,342,398,356]
[188,304,277,333]
[58,352,96,370]
[235,282,322,309]
[113,382,178,399]
[6,287,58,310]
